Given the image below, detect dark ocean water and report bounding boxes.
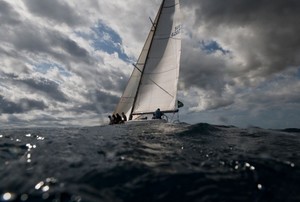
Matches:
[0,122,300,202]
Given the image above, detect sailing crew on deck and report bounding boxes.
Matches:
[115,113,122,124]
[121,112,127,122]
[154,108,164,119]
[112,114,117,124]
[108,115,113,125]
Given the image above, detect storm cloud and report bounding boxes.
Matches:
[23,0,85,26]
[20,77,69,103]
[0,95,46,114]
[179,0,300,121]
[182,0,300,81]
[0,0,21,25]
[193,0,300,73]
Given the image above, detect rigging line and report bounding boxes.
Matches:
[149,17,156,27]
[132,64,142,73]
[149,78,175,98]
[132,64,174,98]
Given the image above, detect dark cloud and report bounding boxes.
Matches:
[179,41,235,109]
[23,0,85,26]
[99,68,129,93]
[184,0,300,76]
[1,74,69,103]
[206,98,234,111]
[0,20,96,84]
[48,31,94,65]
[20,77,69,103]
[245,89,300,106]
[73,90,119,114]
[10,24,50,54]
[0,0,21,25]
[0,95,46,114]
[60,37,89,59]
[180,45,228,94]
[179,0,300,112]
[0,2,93,69]
[6,23,93,66]
[190,0,300,27]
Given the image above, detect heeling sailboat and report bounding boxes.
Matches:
[114,0,182,122]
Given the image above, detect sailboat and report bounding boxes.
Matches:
[114,0,182,122]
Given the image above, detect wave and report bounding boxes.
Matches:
[0,123,299,201]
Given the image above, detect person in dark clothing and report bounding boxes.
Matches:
[121,112,127,122]
[112,114,117,124]
[154,108,164,119]
[116,113,122,124]
[108,115,113,125]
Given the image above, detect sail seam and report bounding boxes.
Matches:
[144,67,178,74]
[155,37,181,40]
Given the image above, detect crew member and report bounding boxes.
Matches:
[154,108,163,119]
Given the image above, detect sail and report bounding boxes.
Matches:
[114,0,181,119]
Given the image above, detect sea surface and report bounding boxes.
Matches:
[0,122,299,202]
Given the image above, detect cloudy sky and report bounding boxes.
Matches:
[0,0,299,128]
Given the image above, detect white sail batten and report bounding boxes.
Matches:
[114,0,181,119]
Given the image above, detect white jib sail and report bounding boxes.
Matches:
[114,0,181,119]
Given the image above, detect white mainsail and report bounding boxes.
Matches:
[114,0,181,120]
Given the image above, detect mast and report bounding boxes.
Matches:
[129,0,165,118]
